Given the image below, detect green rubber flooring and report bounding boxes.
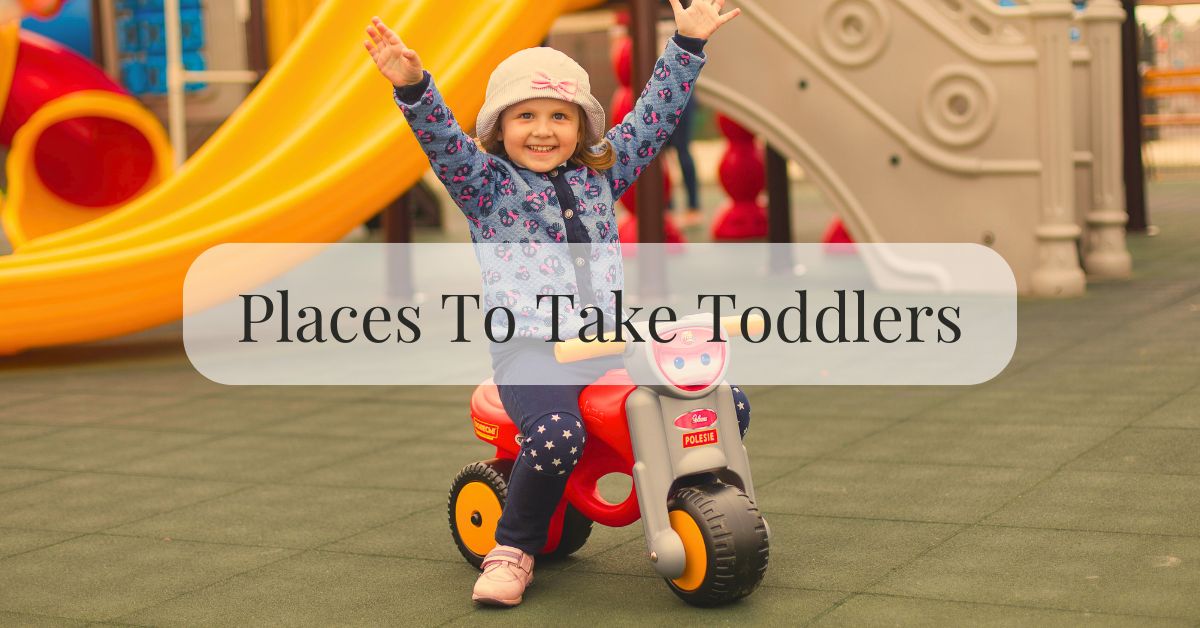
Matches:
[1,181,1197,626]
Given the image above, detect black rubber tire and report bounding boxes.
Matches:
[545,505,593,559]
[447,459,512,569]
[665,482,769,606]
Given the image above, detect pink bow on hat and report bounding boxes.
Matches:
[531,71,578,99]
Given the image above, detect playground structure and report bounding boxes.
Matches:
[699,0,1133,296]
[0,0,1136,355]
[0,23,173,246]
[0,0,602,355]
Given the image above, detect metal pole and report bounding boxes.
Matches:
[765,146,791,243]
[384,195,415,300]
[164,0,187,167]
[245,0,269,77]
[765,145,793,274]
[631,0,664,245]
[162,0,264,166]
[182,70,260,84]
[1120,0,1148,232]
[630,0,666,300]
[91,0,120,80]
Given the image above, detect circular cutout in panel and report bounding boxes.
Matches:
[818,0,892,67]
[920,65,998,148]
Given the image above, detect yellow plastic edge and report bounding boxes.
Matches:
[0,23,18,126]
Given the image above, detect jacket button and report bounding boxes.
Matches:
[550,169,559,177]
[575,257,586,267]
[564,209,575,219]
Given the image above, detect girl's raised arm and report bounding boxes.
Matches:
[603,1,739,197]
[602,37,704,199]
[669,0,740,41]
[366,18,495,220]
[364,16,424,87]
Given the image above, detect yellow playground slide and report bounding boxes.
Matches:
[0,0,602,354]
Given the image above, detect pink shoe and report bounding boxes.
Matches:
[472,545,534,606]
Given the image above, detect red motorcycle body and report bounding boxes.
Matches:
[468,370,642,537]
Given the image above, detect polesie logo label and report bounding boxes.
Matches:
[674,408,717,430]
[683,428,718,448]
[472,417,498,441]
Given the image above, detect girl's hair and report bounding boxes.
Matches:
[476,104,617,172]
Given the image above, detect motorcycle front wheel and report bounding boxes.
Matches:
[665,482,769,606]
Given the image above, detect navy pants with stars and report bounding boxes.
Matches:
[489,341,750,555]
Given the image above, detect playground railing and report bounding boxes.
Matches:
[1141,66,1200,181]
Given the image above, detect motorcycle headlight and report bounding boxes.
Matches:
[651,326,727,392]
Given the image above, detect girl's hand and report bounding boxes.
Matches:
[669,0,741,40]
[364,16,424,87]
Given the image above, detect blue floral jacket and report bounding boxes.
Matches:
[394,37,706,340]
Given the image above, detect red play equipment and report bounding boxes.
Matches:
[711,114,767,240]
[821,216,857,256]
[2,31,156,207]
[1,22,171,246]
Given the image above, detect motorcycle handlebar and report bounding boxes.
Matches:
[554,314,764,364]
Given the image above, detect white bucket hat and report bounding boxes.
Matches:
[475,47,607,146]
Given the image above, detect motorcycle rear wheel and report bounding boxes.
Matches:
[448,459,512,569]
[448,458,592,566]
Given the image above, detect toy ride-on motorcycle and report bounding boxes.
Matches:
[447,313,770,606]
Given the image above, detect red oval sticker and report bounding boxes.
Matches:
[674,408,717,430]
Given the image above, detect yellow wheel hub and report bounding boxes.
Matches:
[669,509,707,591]
[455,481,503,557]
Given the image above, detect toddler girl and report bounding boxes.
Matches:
[365,0,743,607]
